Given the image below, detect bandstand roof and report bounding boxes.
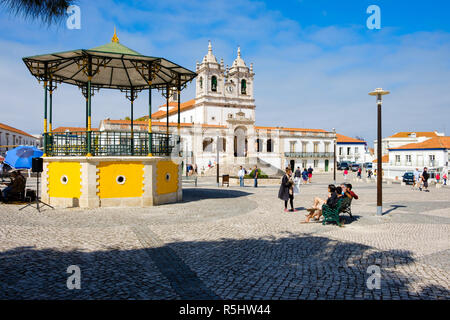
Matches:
[22,29,197,91]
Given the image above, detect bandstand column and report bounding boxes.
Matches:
[49,79,53,134]
[87,76,92,156]
[148,81,152,156]
[177,76,181,155]
[87,56,93,157]
[130,87,134,156]
[43,79,48,156]
[166,84,170,155]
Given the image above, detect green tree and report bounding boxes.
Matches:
[0,0,76,24]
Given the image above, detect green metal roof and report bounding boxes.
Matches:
[90,41,142,56]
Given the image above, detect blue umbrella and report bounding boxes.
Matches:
[4,146,44,169]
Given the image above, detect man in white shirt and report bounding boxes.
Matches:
[238,166,246,187]
[413,168,421,190]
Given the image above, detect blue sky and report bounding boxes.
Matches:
[0,0,449,145]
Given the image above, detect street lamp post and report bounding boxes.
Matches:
[333,128,336,185]
[369,88,390,216]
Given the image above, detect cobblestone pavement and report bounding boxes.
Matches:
[0,173,449,299]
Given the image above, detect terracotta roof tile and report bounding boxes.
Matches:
[389,136,450,150]
[388,131,439,138]
[255,126,328,133]
[336,134,366,143]
[0,122,36,139]
[149,99,196,119]
[53,127,98,132]
[373,154,389,163]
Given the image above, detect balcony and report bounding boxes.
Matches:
[45,131,178,157]
[284,152,334,158]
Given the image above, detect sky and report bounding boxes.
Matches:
[0,0,449,146]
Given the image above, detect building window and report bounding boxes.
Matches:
[267,139,273,153]
[190,116,193,123]
[302,142,307,153]
[290,141,296,153]
[211,76,217,92]
[313,143,319,153]
[339,147,342,156]
[241,79,247,94]
[199,77,203,89]
[347,147,351,155]
[429,155,435,166]
[325,143,330,153]
[395,155,401,164]
[314,160,319,168]
[211,116,216,121]
[203,138,213,152]
[355,147,359,154]
[406,155,412,163]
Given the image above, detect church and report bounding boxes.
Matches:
[100,41,336,175]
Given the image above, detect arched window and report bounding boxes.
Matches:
[241,79,247,94]
[211,76,217,92]
[199,77,203,89]
[203,138,213,152]
[267,139,273,152]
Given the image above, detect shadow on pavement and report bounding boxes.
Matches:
[383,205,407,215]
[181,188,252,203]
[1,233,448,300]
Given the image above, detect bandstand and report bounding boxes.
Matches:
[22,29,196,208]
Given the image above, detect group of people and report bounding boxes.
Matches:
[277,166,358,221]
[294,167,314,184]
[302,183,357,223]
[238,165,260,187]
[412,167,443,192]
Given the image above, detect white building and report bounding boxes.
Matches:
[0,122,40,157]
[374,131,444,155]
[336,134,370,164]
[383,136,450,180]
[98,42,337,175]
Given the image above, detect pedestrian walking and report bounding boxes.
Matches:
[357,167,362,179]
[436,173,440,184]
[294,167,301,193]
[368,169,372,179]
[413,168,421,190]
[307,167,313,183]
[443,173,447,185]
[278,167,296,212]
[301,168,308,185]
[420,167,430,192]
[238,166,245,187]
[253,165,259,187]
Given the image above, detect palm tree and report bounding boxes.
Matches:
[0,0,77,25]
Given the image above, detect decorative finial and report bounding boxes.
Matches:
[208,40,212,52]
[237,46,241,58]
[250,63,253,72]
[112,26,119,43]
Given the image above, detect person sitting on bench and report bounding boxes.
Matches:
[1,170,26,203]
[303,185,340,223]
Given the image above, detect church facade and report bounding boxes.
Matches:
[100,42,336,175]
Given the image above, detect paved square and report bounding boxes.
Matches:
[0,174,449,299]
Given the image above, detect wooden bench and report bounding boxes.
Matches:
[182,175,197,187]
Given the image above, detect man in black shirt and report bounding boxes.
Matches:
[420,167,430,192]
